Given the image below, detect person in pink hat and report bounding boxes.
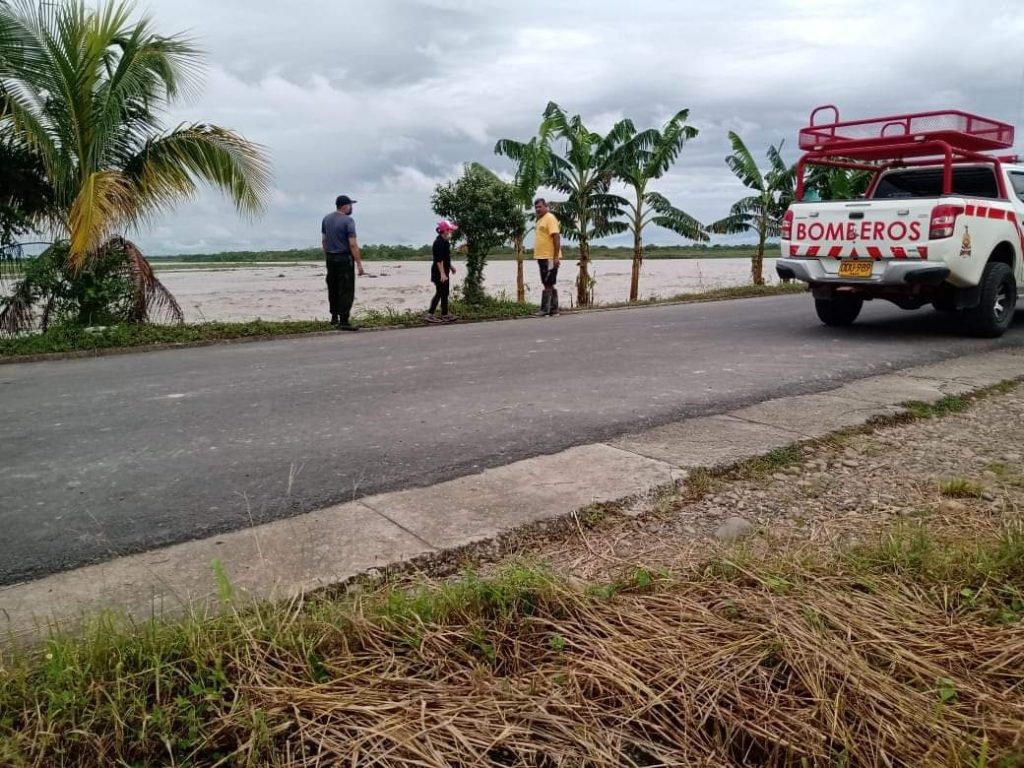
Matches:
[425,219,458,323]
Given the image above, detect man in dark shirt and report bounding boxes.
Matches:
[321,194,365,330]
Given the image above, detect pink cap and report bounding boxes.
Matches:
[436,220,458,234]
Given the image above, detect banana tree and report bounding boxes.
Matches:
[493,135,549,302]
[806,166,873,200]
[539,102,629,307]
[614,109,708,301]
[0,0,271,333]
[709,132,795,286]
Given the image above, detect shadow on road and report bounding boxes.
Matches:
[803,302,1024,341]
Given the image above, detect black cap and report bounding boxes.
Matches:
[335,195,357,207]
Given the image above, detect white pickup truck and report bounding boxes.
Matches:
[776,107,1023,337]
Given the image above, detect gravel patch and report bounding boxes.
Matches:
[509,384,1024,582]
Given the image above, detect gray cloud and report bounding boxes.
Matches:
[134,0,1024,254]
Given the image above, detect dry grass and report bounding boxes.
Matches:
[2,518,1023,767]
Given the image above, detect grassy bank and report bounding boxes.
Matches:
[1,515,1021,766]
[0,283,805,360]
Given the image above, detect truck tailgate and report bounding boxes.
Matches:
[787,200,934,261]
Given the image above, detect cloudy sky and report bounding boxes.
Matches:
[137,0,1024,255]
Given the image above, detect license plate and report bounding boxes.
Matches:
[838,261,873,278]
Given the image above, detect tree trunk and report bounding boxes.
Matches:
[751,229,766,286]
[465,244,486,304]
[576,236,592,307]
[629,228,643,302]
[514,234,525,303]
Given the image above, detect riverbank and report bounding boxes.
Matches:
[0,283,805,361]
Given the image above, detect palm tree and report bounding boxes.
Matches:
[0,0,271,332]
[613,109,708,302]
[709,132,795,285]
[493,135,548,303]
[539,102,630,307]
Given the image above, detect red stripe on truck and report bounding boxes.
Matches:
[867,246,883,260]
[892,246,907,259]
[829,246,843,259]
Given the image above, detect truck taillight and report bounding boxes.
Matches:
[781,209,794,240]
[929,204,964,239]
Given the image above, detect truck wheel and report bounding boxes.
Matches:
[964,261,1016,338]
[815,296,863,327]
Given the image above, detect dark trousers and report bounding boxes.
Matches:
[537,259,559,287]
[429,280,450,315]
[326,257,355,322]
[537,259,559,314]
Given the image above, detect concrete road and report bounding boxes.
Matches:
[2,295,1022,585]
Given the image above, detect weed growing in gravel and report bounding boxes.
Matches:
[735,444,803,478]
[685,467,718,499]
[903,395,971,419]
[941,477,986,499]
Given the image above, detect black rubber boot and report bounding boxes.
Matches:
[549,288,560,316]
[536,288,551,316]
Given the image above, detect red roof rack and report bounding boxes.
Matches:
[795,106,1018,200]
[800,105,1014,156]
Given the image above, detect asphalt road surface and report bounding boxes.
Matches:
[3,295,1023,585]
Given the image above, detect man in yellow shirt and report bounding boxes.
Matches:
[533,198,562,316]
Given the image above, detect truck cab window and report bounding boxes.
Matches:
[873,167,999,200]
[1009,172,1024,203]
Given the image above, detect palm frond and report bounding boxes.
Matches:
[728,195,768,217]
[110,236,183,324]
[68,170,135,265]
[0,274,38,336]
[724,131,765,192]
[539,101,571,141]
[591,218,629,239]
[495,136,550,206]
[644,110,697,178]
[766,141,789,177]
[123,123,272,222]
[645,192,708,242]
[494,138,529,163]
[597,118,636,158]
[708,213,754,235]
[590,192,629,212]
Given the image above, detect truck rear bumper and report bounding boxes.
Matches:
[776,258,950,288]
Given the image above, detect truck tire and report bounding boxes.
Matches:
[815,296,863,327]
[964,261,1016,338]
